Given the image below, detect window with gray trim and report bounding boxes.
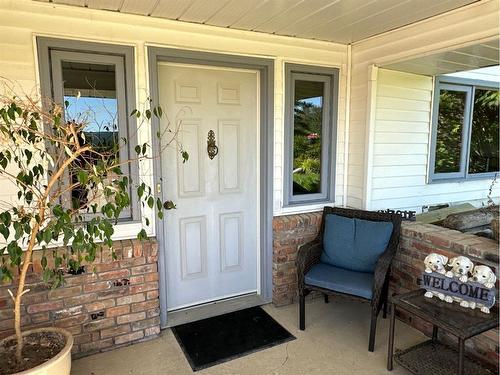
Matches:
[284,64,338,206]
[430,76,499,182]
[37,38,140,221]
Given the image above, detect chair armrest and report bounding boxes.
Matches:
[296,240,323,295]
[371,233,400,312]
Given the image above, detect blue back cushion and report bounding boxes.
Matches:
[320,214,393,273]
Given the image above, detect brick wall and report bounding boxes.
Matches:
[272,212,322,306]
[394,222,499,370]
[0,239,160,358]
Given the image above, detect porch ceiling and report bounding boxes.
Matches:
[34,0,479,44]
[381,38,500,76]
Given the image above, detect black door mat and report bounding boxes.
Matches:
[171,306,295,371]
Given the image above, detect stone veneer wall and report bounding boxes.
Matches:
[0,239,160,358]
[272,212,499,369]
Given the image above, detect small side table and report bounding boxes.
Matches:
[387,289,498,375]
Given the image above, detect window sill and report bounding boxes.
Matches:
[428,172,499,184]
[275,202,334,217]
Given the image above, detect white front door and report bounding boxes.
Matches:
[158,63,259,311]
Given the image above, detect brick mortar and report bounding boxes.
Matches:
[272,214,499,370]
[0,238,160,358]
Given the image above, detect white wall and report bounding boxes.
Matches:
[0,0,349,239]
[348,0,499,209]
[370,68,500,212]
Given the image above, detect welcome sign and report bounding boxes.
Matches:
[421,272,496,308]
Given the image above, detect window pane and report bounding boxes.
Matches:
[468,88,499,174]
[292,80,324,195]
[434,89,466,173]
[61,61,119,207]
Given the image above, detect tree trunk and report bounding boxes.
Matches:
[443,206,499,231]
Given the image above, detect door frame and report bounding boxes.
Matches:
[147,47,274,327]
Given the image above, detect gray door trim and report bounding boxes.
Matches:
[147,47,274,327]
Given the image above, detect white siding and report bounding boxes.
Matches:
[369,69,500,212]
[0,0,348,238]
[348,0,499,209]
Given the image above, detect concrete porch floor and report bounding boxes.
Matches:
[72,297,425,375]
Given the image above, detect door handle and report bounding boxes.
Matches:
[207,130,218,160]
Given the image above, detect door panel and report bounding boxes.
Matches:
[158,63,259,311]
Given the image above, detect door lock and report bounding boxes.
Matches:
[207,130,218,160]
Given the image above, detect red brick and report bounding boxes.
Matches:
[129,276,144,285]
[117,312,146,325]
[131,264,157,275]
[146,291,159,300]
[145,326,160,337]
[129,282,158,294]
[27,300,63,314]
[86,299,115,313]
[31,312,50,323]
[131,317,160,331]
[114,330,144,345]
[132,241,143,258]
[63,274,98,286]
[65,293,97,307]
[106,305,130,317]
[120,257,146,268]
[131,300,159,313]
[0,309,13,320]
[52,305,84,319]
[84,318,115,332]
[97,288,128,300]
[98,269,130,281]
[83,281,112,293]
[73,333,92,345]
[117,293,145,306]
[64,324,82,336]
[144,273,159,282]
[54,314,89,328]
[80,338,113,352]
[93,262,120,273]
[100,324,131,339]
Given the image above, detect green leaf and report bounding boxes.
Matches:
[0,225,9,241]
[181,151,189,163]
[135,145,141,155]
[137,228,147,241]
[147,196,154,209]
[77,170,88,185]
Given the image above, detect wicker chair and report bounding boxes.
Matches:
[296,207,402,352]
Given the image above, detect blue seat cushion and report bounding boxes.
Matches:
[305,263,374,299]
[320,214,393,273]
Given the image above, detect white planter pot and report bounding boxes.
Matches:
[0,327,73,375]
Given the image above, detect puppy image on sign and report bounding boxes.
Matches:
[469,265,497,314]
[445,256,474,283]
[424,253,448,275]
[472,265,497,289]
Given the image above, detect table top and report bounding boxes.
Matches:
[392,289,499,339]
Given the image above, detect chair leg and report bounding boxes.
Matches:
[299,294,305,330]
[324,294,329,304]
[368,311,378,352]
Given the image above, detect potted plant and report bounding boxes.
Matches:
[0,93,184,374]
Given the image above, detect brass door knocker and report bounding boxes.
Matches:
[207,130,218,160]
